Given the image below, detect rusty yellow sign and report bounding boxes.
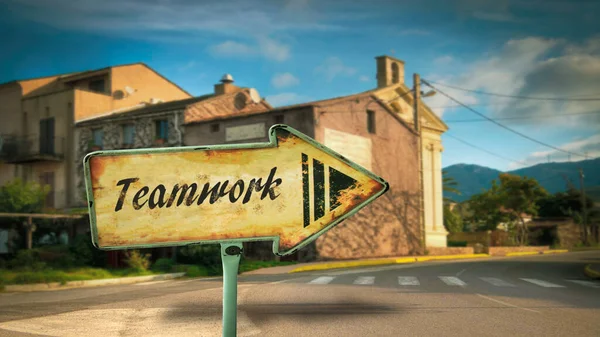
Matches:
[83,125,388,255]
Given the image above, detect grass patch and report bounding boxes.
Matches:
[238,259,297,274]
[0,267,156,286]
[0,259,299,285]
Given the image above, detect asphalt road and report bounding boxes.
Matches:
[0,251,599,337]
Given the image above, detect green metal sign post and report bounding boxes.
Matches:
[83,124,389,336]
[221,242,243,337]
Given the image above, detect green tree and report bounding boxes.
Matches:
[465,181,509,231]
[442,170,461,203]
[0,179,49,250]
[537,188,594,218]
[497,174,548,245]
[443,204,463,233]
[537,188,599,245]
[0,178,49,213]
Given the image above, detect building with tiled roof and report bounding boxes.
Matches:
[0,62,192,211]
[181,55,449,261]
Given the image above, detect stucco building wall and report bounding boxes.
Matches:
[313,97,422,259]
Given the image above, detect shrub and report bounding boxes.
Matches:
[37,245,78,269]
[173,264,194,273]
[185,265,209,277]
[124,250,151,272]
[152,258,174,273]
[9,250,47,271]
[176,244,222,275]
[69,235,93,265]
[13,270,69,285]
[70,234,107,268]
[448,240,468,247]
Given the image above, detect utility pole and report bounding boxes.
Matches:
[579,168,588,245]
[413,73,425,250]
[413,73,421,132]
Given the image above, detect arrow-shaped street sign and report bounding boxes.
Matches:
[83,124,389,255]
[84,124,388,336]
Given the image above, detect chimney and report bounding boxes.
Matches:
[375,55,405,88]
[214,74,239,95]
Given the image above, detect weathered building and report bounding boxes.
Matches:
[1,54,448,261]
[182,55,449,260]
[74,75,272,201]
[0,63,192,210]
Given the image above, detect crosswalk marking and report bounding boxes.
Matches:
[398,276,420,286]
[565,280,600,288]
[306,275,585,290]
[520,278,565,288]
[480,277,516,287]
[309,276,335,284]
[439,276,466,286]
[353,276,375,285]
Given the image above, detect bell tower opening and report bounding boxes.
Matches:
[376,55,405,88]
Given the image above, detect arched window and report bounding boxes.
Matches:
[391,63,399,84]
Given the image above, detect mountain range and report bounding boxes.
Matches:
[443,158,600,203]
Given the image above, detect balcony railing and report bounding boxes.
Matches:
[1,135,65,163]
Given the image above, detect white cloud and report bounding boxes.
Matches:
[454,0,518,22]
[397,29,431,36]
[508,134,600,169]
[209,38,290,62]
[314,57,357,82]
[265,92,311,107]
[425,36,600,126]
[472,11,516,22]
[209,41,256,57]
[565,36,600,55]
[177,61,197,72]
[271,72,299,88]
[257,37,290,62]
[434,55,453,65]
[359,75,371,82]
[6,0,346,37]
[3,0,351,61]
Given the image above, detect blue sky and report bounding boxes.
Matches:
[1,0,599,171]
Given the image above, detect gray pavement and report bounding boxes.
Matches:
[0,251,599,336]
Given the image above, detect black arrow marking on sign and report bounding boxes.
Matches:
[329,166,358,210]
[313,158,325,221]
[302,153,310,228]
[301,153,358,227]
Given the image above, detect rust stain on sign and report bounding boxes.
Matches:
[85,125,388,254]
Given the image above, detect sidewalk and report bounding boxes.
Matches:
[243,250,572,275]
[243,253,490,275]
[4,272,186,292]
[584,264,600,279]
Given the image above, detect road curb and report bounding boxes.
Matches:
[584,264,600,279]
[505,249,569,257]
[4,272,185,292]
[288,254,490,273]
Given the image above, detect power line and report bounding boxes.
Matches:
[430,103,515,109]
[421,79,588,159]
[444,132,529,166]
[444,133,591,187]
[423,79,600,102]
[445,111,600,123]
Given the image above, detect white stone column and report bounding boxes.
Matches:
[433,143,447,238]
[425,141,448,247]
[422,142,433,236]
